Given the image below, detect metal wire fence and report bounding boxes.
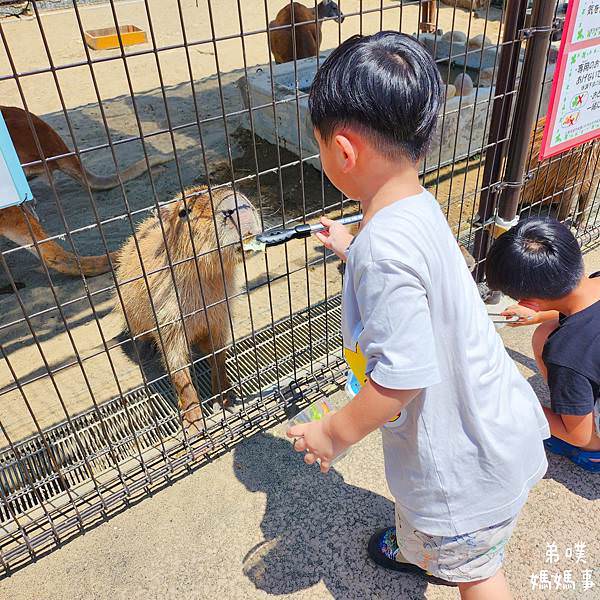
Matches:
[0,0,597,574]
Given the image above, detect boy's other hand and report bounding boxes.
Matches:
[287,414,348,473]
[501,304,538,327]
[315,217,354,261]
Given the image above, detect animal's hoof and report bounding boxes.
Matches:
[182,405,205,437]
[225,390,244,406]
[212,391,242,414]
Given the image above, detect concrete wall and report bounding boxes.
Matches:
[238,51,556,174]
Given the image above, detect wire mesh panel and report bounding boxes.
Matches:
[0,0,598,574]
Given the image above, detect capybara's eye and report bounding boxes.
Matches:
[178,208,189,219]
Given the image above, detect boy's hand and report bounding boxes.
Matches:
[315,217,354,261]
[501,304,538,327]
[287,413,348,473]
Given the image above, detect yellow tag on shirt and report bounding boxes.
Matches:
[343,343,368,386]
[343,342,403,425]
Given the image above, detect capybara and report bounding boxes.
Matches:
[521,116,599,225]
[114,186,261,432]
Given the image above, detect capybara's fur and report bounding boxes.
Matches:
[0,204,114,277]
[114,186,260,431]
[521,116,600,224]
[269,1,343,64]
[2,105,169,191]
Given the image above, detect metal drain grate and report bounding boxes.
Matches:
[0,295,343,530]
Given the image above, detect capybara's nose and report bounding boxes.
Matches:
[229,205,260,237]
[220,193,260,237]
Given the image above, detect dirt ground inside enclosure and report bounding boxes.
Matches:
[0,0,505,444]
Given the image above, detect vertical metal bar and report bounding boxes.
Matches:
[498,0,555,222]
[225,0,270,406]
[455,0,503,236]
[472,0,528,280]
[95,0,213,436]
[437,0,477,216]
[314,0,331,368]
[261,0,300,382]
[64,5,195,458]
[288,0,314,375]
[26,2,153,479]
[430,2,460,196]
[229,4,285,396]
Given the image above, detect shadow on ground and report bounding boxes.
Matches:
[233,432,429,600]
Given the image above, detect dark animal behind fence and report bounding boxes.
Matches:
[269,1,344,64]
[521,116,600,225]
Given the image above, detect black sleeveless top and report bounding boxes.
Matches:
[542,272,600,416]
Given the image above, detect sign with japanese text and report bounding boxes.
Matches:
[540,0,600,159]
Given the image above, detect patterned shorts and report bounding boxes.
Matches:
[395,505,519,583]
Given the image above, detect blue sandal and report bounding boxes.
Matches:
[544,436,600,473]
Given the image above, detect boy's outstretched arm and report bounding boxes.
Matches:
[501,304,559,327]
[287,379,420,473]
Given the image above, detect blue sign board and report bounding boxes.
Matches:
[0,110,33,209]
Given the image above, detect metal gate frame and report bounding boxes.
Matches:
[1,0,599,575]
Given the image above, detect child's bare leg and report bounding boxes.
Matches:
[458,569,512,600]
[532,319,560,381]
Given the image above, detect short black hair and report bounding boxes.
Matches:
[485,217,584,300]
[309,32,443,163]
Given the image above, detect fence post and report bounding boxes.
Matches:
[472,0,528,282]
[496,0,556,223]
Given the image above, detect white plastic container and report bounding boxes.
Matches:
[287,374,359,465]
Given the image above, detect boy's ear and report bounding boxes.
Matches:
[333,133,357,173]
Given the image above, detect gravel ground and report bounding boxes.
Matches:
[0,0,128,18]
[36,0,129,10]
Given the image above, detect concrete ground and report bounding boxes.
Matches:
[1,247,598,599]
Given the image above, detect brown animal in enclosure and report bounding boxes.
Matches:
[269,1,344,64]
[521,117,600,224]
[114,186,260,432]
[419,1,438,34]
[0,205,114,277]
[0,105,169,279]
[2,105,169,190]
[440,0,489,9]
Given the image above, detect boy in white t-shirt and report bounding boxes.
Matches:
[287,32,549,598]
